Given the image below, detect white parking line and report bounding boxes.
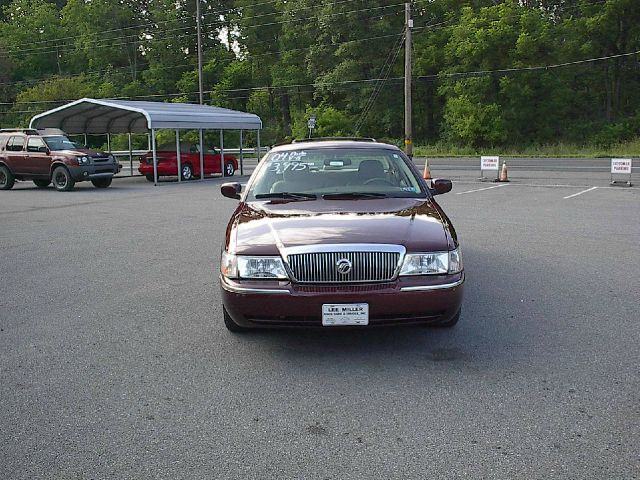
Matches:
[563,186,598,199]
[456,184,508,195]
[450,180,636,190]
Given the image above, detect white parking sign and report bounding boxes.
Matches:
[481,156,499,170]
[611,158,632,174]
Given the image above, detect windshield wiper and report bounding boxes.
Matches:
[322,192,388,199]
[255,192,317,200]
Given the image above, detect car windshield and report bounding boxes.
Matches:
[247,147,426,200]
[155,143,218,154]
[43,135,80,151]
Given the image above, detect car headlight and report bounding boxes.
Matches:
[108,155,116,162]
[399,247,463,275]
[76,156,90,165]
[221,252,288,279]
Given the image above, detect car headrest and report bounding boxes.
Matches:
[358,159,385,178]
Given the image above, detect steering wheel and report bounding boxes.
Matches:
[364,178,394,186]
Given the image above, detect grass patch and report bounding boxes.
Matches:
[413,138,640,158]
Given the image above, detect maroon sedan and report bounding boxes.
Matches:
[138,142,237,181]
[219,139,463,331]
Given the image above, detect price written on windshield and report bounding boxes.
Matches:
[267,162,313,174]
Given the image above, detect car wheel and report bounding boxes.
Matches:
[145,175,155,182]
[224,306,248,333]
[0,165,15,190]
[430,309,461,328]
[52,166,75,192]
[181,163,193,181]
[33,179,50,188]
[91,177,112,188]
[224,162,235,177]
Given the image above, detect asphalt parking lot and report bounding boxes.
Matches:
[1,159,639,479]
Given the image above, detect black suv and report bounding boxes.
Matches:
[0,128,121,191]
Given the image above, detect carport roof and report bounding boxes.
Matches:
[29,98,262,134]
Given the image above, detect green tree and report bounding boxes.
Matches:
[581,0,640,122]
[0,0,62,79]
[10,74,96,125]
[308,0,405,138]
[292,105,352,139]
[61,0,148,82]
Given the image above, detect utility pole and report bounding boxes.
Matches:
[55,43,62,75]
[196,0,204,105]
[404,2,413,158]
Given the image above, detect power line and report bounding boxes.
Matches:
[410,0,608,33]
[3,39,636,109]
[4,47,638,106]
[354,33,406,133]
[5,0,288,49]
[418,49,640,81]
[0,76,407,108]
[5,1,403,56]
[0,31,405,88]
[1,81,384,115]
[7,0,605,54]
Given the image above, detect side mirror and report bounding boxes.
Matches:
[39,146,50,154]
[221,182,242,200]
[430,178,452,196]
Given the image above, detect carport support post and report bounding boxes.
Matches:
[106,133,111,152]
[176,130,182,183]
[199,130,204,180]
[219,129,225,177]
[151,129,158,186]
[128,133,133,177]
[83,133,87,147]
[257,130,261,162]
[239,129,244,176]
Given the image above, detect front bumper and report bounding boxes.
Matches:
[220,273,464,328]
[69,164,118,181]
[138,163,177,176]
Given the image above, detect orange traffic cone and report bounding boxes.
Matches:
[496,160,509,182]
[423,159,432,181]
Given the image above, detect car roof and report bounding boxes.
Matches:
[0,128,66,136]
[37,128,68,136]
[0,129,31,135]
[269,139,402,153]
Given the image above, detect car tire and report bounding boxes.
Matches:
[145,175,155,182]
[91,177,112,188]
[33,179,50,188]
[0,165,16,190]
[430,309,461,328]
[224,162,235,177]
[52,166,75,192]
[181,163,193,181]
[224,306,248,333]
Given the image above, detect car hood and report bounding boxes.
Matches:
[56,148,107,156]
[227,198,453,256]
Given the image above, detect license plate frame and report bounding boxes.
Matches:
[322,303,369,326]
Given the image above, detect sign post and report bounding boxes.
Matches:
[480,156,500,181]
[307,115,316,139]
[610,158,633,186]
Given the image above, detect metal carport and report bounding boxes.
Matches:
[29,98,263,185]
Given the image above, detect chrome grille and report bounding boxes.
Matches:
[287,250,400,283]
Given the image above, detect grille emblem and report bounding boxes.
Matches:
[336,258,352,275]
